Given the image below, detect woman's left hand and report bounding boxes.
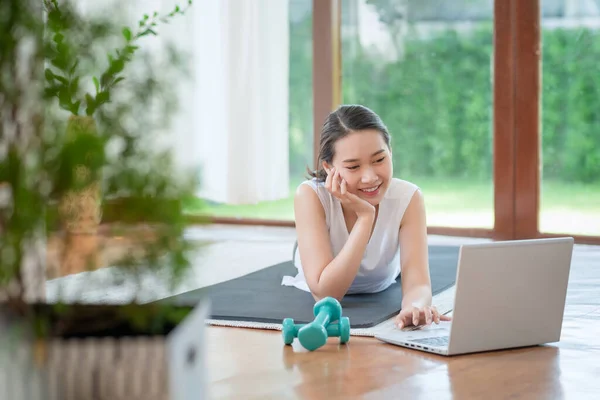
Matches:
[395,305,452,329]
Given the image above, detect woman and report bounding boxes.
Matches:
[282,104,451,329]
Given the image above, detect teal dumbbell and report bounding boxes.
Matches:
[281,297,350,351]
[282,316,350,348]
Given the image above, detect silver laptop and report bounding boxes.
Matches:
[375,237,574,356]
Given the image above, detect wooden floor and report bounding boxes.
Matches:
[202,233,600,399]
[47,225,600,399]
[207,318,598,399]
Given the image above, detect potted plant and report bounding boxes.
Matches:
[43,0,192,234]
[0,0,209,398]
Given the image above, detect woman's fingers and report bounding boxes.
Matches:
[395,313,404,329]
[425,306,433,325]
[397,316,411,329]
[324,167,332,191]
[331,169,339,194]
[431,306,440,324]
[395,305,450,330]
[395,310,412,329]
[394,308,416,329]
[430,305,452,322]
[397,307,422,329]
[341,178,347,196]
[412,308,420,327]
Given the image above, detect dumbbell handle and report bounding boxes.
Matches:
[326,323,344,336]
[313,307,333,327]
[289,321,344,336]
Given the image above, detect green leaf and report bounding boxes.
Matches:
[113,77,125,86]
[53,32,64,44]
[85,92,96,112]
[69,76,79,96]
[44,86,60,98]
[53,74,68,85]
[112,59,125,74]
[59,102,73,112]
[93,76,100,93]
[100,72,111,88]
[85,102,96,116]
[70,101,81,115]
[44,68,54,82]
[69,60,79,76]
[51,57,69,71]
[56,42,69,57]
[139,28,158,37]
[96,91,110,105]
[122,27,132,41]
[125,45,139,54]
[58,87,71,108]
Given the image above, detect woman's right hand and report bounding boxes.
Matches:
[324,167,376,219]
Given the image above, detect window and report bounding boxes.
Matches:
[341,0,494,229]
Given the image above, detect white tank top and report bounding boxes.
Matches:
[281,177,419,294]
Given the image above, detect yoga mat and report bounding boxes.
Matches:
[161,245,460,329]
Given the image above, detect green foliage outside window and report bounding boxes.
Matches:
[288,19,600,184]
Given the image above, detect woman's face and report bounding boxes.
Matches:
[325,129,393,205]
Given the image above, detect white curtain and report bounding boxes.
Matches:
[192,0,290,204]
[76,0,291,205]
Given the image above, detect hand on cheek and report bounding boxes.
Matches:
[337,170,347,186]
[325,165,343,184]
[323,164,376,219]
[330,167,349,188]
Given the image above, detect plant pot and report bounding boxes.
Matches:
[56,116,104,273]
[57,115,103,236]
[0,299,210,400]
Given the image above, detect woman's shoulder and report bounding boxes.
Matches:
[295,178,332,206]
[294,178,333,225]
[295,177,326,196]
[384,178,420,200]
[381,178,422,225]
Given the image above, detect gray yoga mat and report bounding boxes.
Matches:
[161,245,460,328]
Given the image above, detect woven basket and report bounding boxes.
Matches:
[57,116,102,235]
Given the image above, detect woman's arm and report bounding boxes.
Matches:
[294,184,373,301]
[395,189,451,328]
[399,189,432,307]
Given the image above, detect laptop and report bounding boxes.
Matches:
[375,237,574,356]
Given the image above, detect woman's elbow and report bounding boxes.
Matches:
[308,285,345,303]
[305,274,347,303]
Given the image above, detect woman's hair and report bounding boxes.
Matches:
[308,104,391,181]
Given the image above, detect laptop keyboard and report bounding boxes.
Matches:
[410,336,449,347]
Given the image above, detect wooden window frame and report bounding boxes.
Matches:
[202,0,600,245]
